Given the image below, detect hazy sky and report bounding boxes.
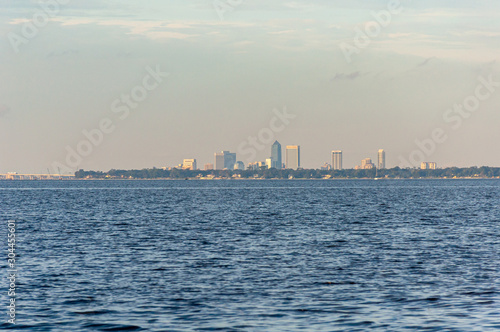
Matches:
[1,0,500,173]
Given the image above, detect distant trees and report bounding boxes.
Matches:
[74,167,500,179]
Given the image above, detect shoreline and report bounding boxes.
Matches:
[2,177,500,181]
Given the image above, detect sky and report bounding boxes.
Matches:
[1,0,500,173]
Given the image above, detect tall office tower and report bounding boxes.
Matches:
[285,145,300,170]
[182,159,197,170]
[215,151,237,170]
[214,152,225,170]
[271,141,282,169]
[378,149,386,169]
[223,151,236,170]
[331,150,343,170]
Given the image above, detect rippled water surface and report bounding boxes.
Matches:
[1,179,499,331]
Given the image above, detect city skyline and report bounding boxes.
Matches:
[174,143,391,171]
[1,1,500,173]
[0,128,469,172]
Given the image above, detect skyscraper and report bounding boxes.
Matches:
[214,151,237,170]
[378,149,386,169]
[271,141,282,169]
[223,151,236,170]
[214,152,225,170]
[331,150,342,170]
[285,145,300,170]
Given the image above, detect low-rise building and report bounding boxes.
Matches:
[182,159,197,170]
[321,163,332,170]
[421,162,437,170]
[234,161,245,170]
[356,158,375,170]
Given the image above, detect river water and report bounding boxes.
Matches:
[1,179,499,331]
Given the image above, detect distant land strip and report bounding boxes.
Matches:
[71,167,500,180]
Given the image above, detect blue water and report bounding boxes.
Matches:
[1,179,499,331]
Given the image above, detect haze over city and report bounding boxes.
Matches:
[1,0,500,173]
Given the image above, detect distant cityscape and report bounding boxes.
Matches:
[0,139,469,181]
[0,140,447,180]
[168,141,437,172]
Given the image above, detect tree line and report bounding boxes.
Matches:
[75,166,500,179]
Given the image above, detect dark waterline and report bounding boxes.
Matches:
[1,179,499,331]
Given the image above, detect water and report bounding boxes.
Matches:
[1,179,499,331]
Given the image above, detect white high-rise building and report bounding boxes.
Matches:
[378,149,386,169]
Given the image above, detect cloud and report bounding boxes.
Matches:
[46,49,80,58]
[7,18,31,25]
[46,17,260,41]
[268,30,296,35]
[453,30,500,38]
[330,71,362,81]
[50,18,200,40]
[283,2,320,11]
[416,57,436,67]
[387,33,413,39]
[234,41,254,47]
